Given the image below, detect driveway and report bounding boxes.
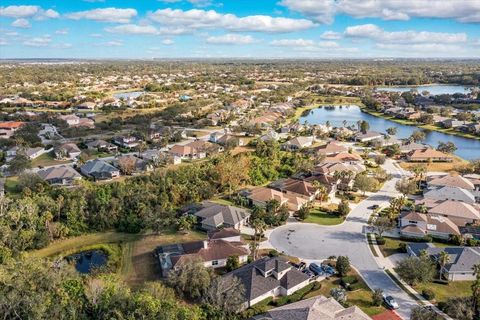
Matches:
[268,159,417,319]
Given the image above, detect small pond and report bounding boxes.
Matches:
[66,250,108,274]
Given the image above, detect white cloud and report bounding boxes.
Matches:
[280,0,480,23]
[320,31,341,40]
[0,5,58,20]
[55,28,69,35]
[344,24,467,44]
[148,9,315,33]
[102,40,124,46]
[270,38,315,47]
[206,33,257,44]
[106,24,159,35]
[188,0,213,7]
[0,38,7,46]
[162,39,174,45]
[23,35,52,47]
[89,33,103,38]
[11,18,30,29]
[66,8,137,23]
[52,42,73,49]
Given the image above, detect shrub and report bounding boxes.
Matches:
[376,236,386,245]
[422,289,436,300]
[398,242,407,253]
[268,249,279,257]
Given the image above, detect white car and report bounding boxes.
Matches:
[383,294,399,309]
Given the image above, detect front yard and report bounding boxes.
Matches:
[378,237,454,257]
[416,281,473,304]
[304,208,345,226]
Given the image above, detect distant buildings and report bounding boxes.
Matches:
[0,121,25,138]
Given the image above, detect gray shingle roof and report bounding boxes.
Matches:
[195,202,250,229]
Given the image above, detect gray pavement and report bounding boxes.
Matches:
[268,159,417,319]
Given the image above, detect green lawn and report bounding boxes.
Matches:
[304,209,344,226]
[416,281,473,303]
[32,152,71,167]
[379,237,453,257]
[4,176,20,195]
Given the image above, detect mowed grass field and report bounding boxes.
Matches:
[30,229,206,287]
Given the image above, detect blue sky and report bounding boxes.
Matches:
[0,0,479,59]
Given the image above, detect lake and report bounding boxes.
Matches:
[375,84,475,95]
[300,105,480,160]
[113,91,144,100]
[67,250,108,274]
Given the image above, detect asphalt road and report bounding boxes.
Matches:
[269,159,417,319]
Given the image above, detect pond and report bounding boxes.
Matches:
[67,250,108,274]
[375,84,475,95]
[112,91,144,100]
[300,105,480,160]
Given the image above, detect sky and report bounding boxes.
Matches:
[0,0,479,59]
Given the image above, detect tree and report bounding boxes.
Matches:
[203,275,245,316]
[336,256,351,277]
[9,154,31,175]
[360,120,370,134]
[250,218,267,260]
[395,256,435,286]
[375,154,386,165]
[117,156,136,175]
[372,216,395,238]
[472,263,480,319]
[215,154,250,195]
[442,297,475,320]
[388,196,406,219]
[296,203,312,220]
[330,287,347,303]
[372,288,383,306]
[225,255,240,272]
[395,178,417,196]
[167,257,214,301]
[411,306,441,320]
[312,181,328,204]
[386,127,397,136]
[176,215,196,232]
[354,174,379,195]
[437,141,457,154]
[337,199,350,216]
[409,130,426,143]
[411,164,427,188]
[438,250,451,281]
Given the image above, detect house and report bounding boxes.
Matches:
[408,148,453,162]
[112,136,139,149]
[194,202,250,231]
[24,147,46,160]
[354,131,383,142]
[80,159,120,180]
[58,114,95,128]
[441,119,464,129]
[428,174,475,191]
[55,143,81,160]
[428,200,480,226]
[399,142,429,154]
[259,130,279,142]
[155,230,249,277]
[216,134,244,147]
[247,187,309,211]
[269,178,318,201]
[186,140,223,155]
[399,211,460,240]
[323,152,363,164]
[37,165,82,186]
[76,101,96,110]
[168,144,206,160]
[141,149,181,165]
[424,186,476,204]
[282,136,314,151]
[222,257,312,308]
[254,295,370,320]
[407,243,480,281]
[6,146,46,161]
[315,141,347,156]
[85,139,118,153]
[0,121,25,138]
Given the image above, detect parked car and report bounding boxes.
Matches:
[369,204,379,210]
[383,294,399,309]
[297,262,307,271]
[302,269,315,278]
[309,263,323,276]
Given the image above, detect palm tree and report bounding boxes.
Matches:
[312,181,328,204]
[250,218,267,260]
[438,250,450,280]
[342,120,347,128]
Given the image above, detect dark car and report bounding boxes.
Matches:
[309,263,323,276]
[302,269,315,277]
[297,262,307,271]
[383,294,399,309]
[369,204,379,210]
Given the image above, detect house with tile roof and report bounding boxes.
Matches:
[194,202,250,231]
[223,257,312,308]
[408,148,453,162]
[269,178,318,201]
[282,136,314,151]
[155,230,249,277]
[407,243,480,281]
[399,211,460,240]
[424,186,476,204]
[428,174,475,191]
[253,295,370,320]
[247,187,309,211]
[315,141,348,156]
[0,121,25,138]
[428,200,480,226]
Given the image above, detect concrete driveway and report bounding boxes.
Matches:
[268,159,417,319]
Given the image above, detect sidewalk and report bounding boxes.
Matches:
[369,234,453,320]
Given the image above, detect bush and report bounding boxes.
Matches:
[376,236,386,245]
[268,249,279,257]
[398,242,407,253]
[422,289,436,300]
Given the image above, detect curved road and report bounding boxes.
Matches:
[269,159,416,319]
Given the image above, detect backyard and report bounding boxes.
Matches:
[416,280,473,304]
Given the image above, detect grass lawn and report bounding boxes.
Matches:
[304,270,386,316]
[379,237,453,257]
[416,281,473,304]
[304,209,344,226]
[32,152,71,167]
[4,176,20,195]
[399,156,468,173]
[210,197,236,206]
